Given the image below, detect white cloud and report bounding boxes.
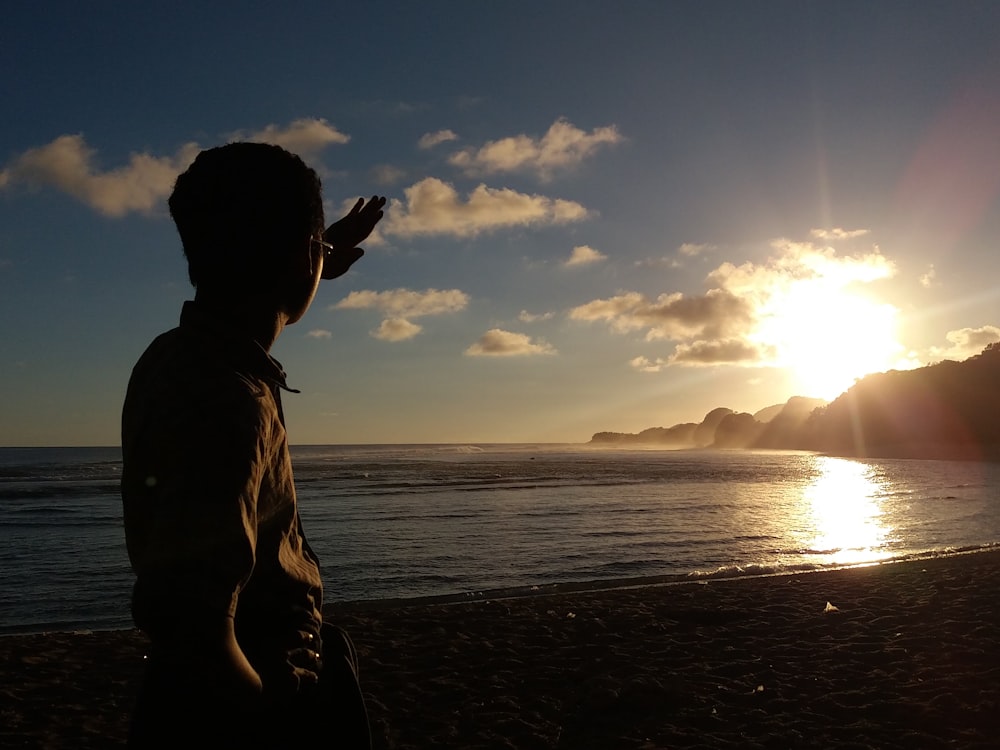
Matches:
[569,289,753,342]
[679,242,712,257]
[382,177,589,238]
[564,244,607,267]
[629,355,669,373]
[334,287,469,341]
[335,288,469,317]
[635,256,682,270]
[571,237,901,372]
[447,118,623,179]
[0,118,351,217]
[519,310,555,323]
[636,244,710,270]
[920,264,937,288]
[306,329,332,339]
[238,118,349,156]
[669,339,773,366]
[0,134,200,217]
[810,227,870,241]
[418,129,459,149]
[709,239,895,293]
[464,329,556,357]
[374,318,423,342]
[930,325,1000,361]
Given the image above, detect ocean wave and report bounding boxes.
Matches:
[0,483,121,500]
[684,543,1000,582]
[686,562,823,580]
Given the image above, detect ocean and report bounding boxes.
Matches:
[2,444,999,635]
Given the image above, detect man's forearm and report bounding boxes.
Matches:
[152,614,263,700]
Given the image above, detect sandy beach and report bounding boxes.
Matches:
[3,550,999,749]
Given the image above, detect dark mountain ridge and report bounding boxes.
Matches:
[590,343,1000,460]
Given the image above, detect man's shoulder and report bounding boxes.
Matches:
[127,326,271,414]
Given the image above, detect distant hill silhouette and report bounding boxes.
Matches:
[591,423,699,447]
[589,343,1000,460]
[801,343,1000,459]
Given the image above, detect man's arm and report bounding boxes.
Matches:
[124,385,269,702]
[155,616,264,699]
[320,195,387,279]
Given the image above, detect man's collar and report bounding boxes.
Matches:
[179,300,299,393]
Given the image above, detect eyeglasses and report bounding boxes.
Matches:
[311,237,337,255]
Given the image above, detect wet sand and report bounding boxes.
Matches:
[3,550,999,748]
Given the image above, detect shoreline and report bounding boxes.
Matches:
[5,543,999,637]
[3,548,1000,748]
[327,542,1000,613]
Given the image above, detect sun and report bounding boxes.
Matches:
[752,280,905,400]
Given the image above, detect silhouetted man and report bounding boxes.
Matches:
[121,142,385,748]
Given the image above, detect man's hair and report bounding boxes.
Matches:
[168,142,325,288]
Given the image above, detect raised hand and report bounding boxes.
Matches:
[320,196,387,280]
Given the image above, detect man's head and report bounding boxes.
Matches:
[169,143,325,295]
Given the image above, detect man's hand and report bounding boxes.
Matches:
[321,195,387,280]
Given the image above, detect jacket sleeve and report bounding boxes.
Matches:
[123,380,270,637]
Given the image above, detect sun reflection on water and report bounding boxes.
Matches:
[799,456,895,565]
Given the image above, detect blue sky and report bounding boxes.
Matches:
[3,2,1000,445]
